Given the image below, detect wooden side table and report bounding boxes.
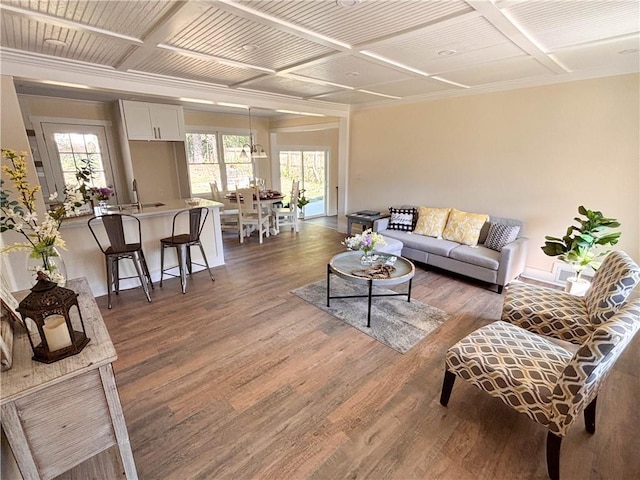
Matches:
[346,211,390,235]
[1,278,137,480]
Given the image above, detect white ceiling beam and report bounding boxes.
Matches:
[0,48,350,117]
[467,0,569,74]
[0,3,143,44]
[116,1,210,71]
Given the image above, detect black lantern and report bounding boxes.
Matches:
[16,272,90,363]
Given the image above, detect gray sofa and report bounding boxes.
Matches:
[373,213,528,293]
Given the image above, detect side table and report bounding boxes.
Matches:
[1,277,137,480]
[346,211,390,235]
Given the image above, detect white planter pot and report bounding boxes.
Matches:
[565,277,591,296]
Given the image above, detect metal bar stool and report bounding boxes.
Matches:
[160,207,215,293]
[88,214,153,309]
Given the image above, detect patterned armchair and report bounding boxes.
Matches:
[440,300,640,480]
[501,250,640,344]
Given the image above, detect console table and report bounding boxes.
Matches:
[1,278,137,480]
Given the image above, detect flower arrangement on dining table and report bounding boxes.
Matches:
[0,149,92,284]
[343,228,386,260]
[91,186,114,201]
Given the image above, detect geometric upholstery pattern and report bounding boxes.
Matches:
[442,299,640,479]
[583,250,640,327]
[502,283,592,344]
[502,251,640,345]
[445,321,574,427]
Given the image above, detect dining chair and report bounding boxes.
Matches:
[88,214,153,309]
[159,207,215,294]
[236,186,271,244]
[274,180,300,233]
[210,181,239,233]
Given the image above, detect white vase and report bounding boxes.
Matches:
[565,277,590,296]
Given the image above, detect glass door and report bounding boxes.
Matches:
[279,149,326,219]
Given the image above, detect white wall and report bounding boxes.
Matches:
[348,74,639,275]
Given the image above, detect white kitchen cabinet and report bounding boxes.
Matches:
[121,100,185,141]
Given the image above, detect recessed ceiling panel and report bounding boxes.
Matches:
[237,0,472,46]
[242,75,339,98]
[166,5,334,70]
[552,36,640,71]
[0,13,131,66]
[366,16,525,73]
[500,0,640,51]
[2,0,176,38]
[291,54,411,88]
[366,77,461,97]
[442,56,552,86]
[132,50,258,85]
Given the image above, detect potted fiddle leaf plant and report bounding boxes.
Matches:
[542,205,621,295]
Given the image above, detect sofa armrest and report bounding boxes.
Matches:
[496,237,529,287]
[372,217,390,232]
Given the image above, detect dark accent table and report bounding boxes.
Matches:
[346,211,390,235]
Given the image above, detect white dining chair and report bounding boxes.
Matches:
[274,180,300,233]
[237,186,271,244]
[210,181,239,233]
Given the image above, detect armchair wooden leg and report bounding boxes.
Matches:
[440,370,456,406]
[584,396,597,434]
[546,431,562,480]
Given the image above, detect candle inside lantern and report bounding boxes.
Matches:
[43,315,72,351]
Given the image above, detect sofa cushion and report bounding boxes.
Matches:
[414,207,451,238]
[442,208,489,246]
[484,222,521,251]
[381,229,460,256]
[387,207,417,231]
[449,245,500,270]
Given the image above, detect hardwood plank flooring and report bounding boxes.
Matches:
[90,221,639,480]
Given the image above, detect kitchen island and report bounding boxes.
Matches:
[4,199,226,297]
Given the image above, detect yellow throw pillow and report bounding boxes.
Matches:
[442,208,489,246]
[414,207,451,238]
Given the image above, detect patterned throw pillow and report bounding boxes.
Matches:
[388,207,417,231]
[414,207,451,238]
[442,208,489,246]
[484,223,520,251]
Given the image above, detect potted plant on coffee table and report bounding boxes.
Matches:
[542,205,621,295]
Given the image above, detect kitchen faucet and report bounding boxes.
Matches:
[132,178,141,210]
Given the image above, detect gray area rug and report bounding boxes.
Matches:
[292,277,449,353]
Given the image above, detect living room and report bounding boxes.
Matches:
[1,1,639,479]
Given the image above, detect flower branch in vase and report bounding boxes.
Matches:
[1,149,89,284]
[342,228,386,265]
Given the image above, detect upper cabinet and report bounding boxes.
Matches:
[121,100,185,141]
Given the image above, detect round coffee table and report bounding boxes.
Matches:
[327,251,416,328]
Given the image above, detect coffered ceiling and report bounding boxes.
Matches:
[0,0,638,115]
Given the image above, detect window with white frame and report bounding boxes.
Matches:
[186,131,254,194]
[38,122,116,204]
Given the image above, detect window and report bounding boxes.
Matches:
[186,133,221,195]
[186,131,254,194]
[53,133,108,187]
[39,123,117,204]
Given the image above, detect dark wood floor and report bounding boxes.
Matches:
[93,220,639,480]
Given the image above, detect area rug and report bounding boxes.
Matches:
[292,277,449,353]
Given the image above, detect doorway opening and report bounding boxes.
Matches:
[278,149,327,219]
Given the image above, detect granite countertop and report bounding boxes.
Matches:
[60,198,224,229]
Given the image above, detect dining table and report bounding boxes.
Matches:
[225,191,285,235]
